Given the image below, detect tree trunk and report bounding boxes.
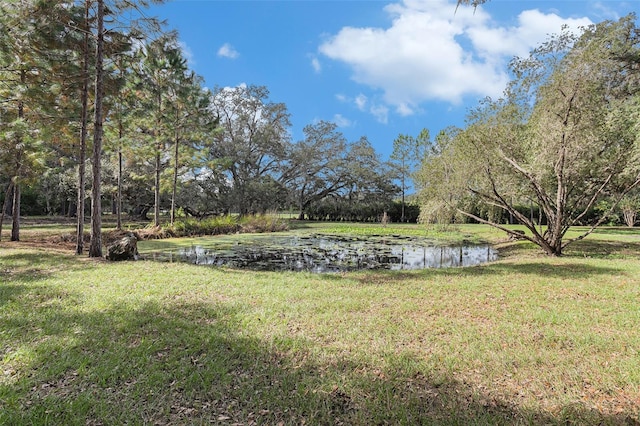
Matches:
[11,181,20,241]
[116,59,125,231]
[76,0,90,254]
[623,208,636,227]
[11,71,26,242]
[89,0,105,258]
[545,241,562,256]
[401,186,406,223]
[117,148,122,230]
[153,89,162,228]
[400,165,406,222]
[171,125,179,225]
[0,182,13,242]
[154,150,161,227]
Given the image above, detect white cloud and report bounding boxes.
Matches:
[590,1,621,20]
[311,57,322,73]
[319,0,593,114]
[218,43,239,59]
[467,9,592,59]
[335,92,389,123]
[178,41,196,66]
[333,114,353,128]
[370,104,389,124]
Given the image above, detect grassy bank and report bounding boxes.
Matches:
[1,223,639,424]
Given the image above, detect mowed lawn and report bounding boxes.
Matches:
[1,222,639,425]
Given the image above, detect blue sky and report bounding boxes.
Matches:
[146,0,638,160]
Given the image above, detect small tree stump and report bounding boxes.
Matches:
[106,233,139,261]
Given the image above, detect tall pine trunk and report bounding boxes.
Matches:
[10,182,20,241]
[89,0,104,258]
[117,137,123,230]
[154,150,161,227]
[115,59,125,231]
[76,0,90,254]
[0,182,13,241]
[401,173,406,223]
[11,70,26,242]
[153,92,162,228]
[171,123,179,225]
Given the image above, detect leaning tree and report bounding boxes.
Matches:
[418,15,640,256]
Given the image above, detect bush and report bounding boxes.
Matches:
[239,213,289,233]
[162,214,288,238]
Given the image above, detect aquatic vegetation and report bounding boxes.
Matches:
[142,233,497,272]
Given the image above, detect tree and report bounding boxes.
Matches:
[282,121,349,220]
[106,54,133,231]
[418,16,640,256]
[210,85,291,215]
[85,0,165,255]
[344,136,399,220]
[390,129,430,222]
[38,0,94,252]
[129,33,189,227]
[166,73,216,225]
[0,182,13,241]
[87,0,106,257]
[619,195,640,227]
[76,0,92,252]
[0,0,56,241]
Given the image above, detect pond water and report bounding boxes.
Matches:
[142,233,498,273]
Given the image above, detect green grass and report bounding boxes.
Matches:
[1,222,640,424]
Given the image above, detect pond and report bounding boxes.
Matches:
[141,233,498,273]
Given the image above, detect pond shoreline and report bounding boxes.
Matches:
[141,233,499,273]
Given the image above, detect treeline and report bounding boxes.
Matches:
[0,1,407,256]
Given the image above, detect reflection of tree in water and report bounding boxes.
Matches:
[146,234,497,273]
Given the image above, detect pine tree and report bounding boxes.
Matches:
[0,0,58,241]
[87,0,106,257]
[131,33,188,227]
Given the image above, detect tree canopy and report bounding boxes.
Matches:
[0,1,401,246]
[417,15,640,255]
[4,2,638,253]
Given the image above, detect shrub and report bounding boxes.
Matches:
[160,214,288,238]
[239,213,289,233]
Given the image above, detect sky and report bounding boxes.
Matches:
[145,0,638,160]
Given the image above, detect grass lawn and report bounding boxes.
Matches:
[1,219,639,424]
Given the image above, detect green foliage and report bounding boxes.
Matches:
[168,215,239,236]
[210,85,291,215]
[418,15,640,255]
[618,194,640,227]
[594,200,620,226]
[166,214,288,237]
[238,213,290,233]
[390,129,430,222]
[0,2,396,229]
[306,197,395,222]
[387,200,420,223]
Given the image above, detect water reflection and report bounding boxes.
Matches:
[144,234,498,273]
